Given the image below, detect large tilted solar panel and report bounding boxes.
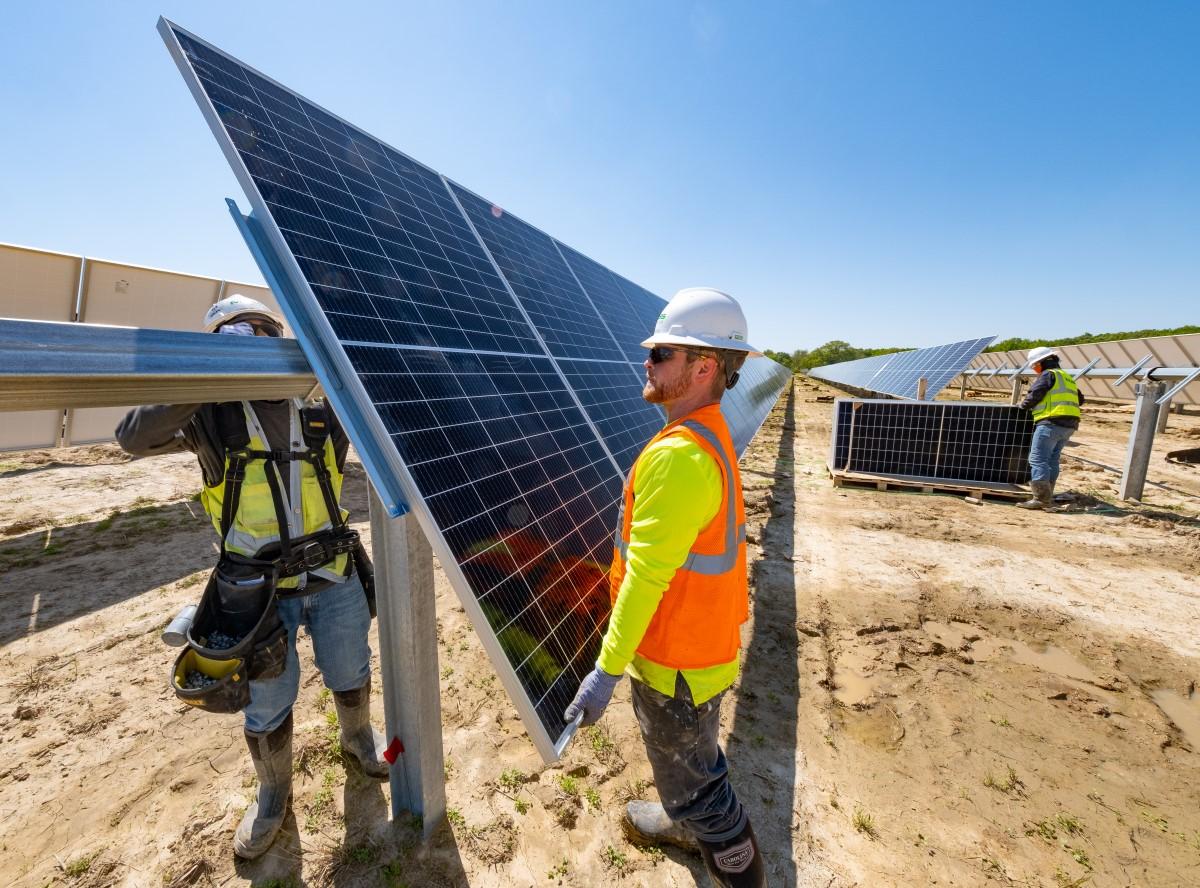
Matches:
[810,336,996,400]
[829,400,1033,487]
[722,357,794,454]
[159,20,789,759]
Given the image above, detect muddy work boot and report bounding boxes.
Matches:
[234,713,293,860]
[333,679,389,780]
[1017,480,1053,510]
[622,800,698,851]
[699,819,766,887]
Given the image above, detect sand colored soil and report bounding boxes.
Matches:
[2,380,1198,887]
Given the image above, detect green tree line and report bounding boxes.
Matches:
[764,324,1198,372]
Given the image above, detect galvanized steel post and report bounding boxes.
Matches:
[368,488,446,840]
[1119,381,1167,501]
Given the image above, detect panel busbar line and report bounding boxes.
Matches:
[810,336,996,401]
[159,18,792,760]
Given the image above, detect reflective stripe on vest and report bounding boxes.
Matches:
[613,420,746,574]
[610,404,749,670]
[1031,369,1081,423]
[199,400,349,587]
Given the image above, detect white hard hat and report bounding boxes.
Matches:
[1027,345,1058,364]
[203,294,284,333]
[641,287,761,355]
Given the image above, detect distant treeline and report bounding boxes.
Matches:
[765,324,1198,372]
[763,341,909,372]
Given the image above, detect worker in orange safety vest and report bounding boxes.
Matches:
[564,287,766,887]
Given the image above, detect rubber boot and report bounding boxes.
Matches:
[234,712,292,860]
[1017,480,1053,510]
[622,800,698,851]
[699,819,766,887]
[333,679,388,781]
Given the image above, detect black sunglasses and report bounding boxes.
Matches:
[648,346,718,364]
[648,346,681,364]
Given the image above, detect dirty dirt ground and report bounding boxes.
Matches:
[2,379,1199,887]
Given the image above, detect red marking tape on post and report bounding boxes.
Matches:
[383,736,404,765]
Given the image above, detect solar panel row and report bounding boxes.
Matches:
[809,336,996,400]
[160,18,792,759]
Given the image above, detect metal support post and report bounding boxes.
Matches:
[368,488,446,840]
[1119,381,1167,501]
[1156,396,1173,433]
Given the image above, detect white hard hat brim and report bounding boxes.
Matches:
[640,332,762,356]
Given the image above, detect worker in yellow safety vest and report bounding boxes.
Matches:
[564,288,766,887]
[116,295,387,860]
[1017,345,1085,509]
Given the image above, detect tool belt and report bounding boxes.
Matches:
[171,562,287,713]
[171,401,375,712]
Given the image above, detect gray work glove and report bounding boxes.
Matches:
[563,663,622,727]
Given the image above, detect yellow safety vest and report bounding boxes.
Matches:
[199,400,349,589]
[1031,369,1081,423]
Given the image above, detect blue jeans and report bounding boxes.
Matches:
[630,673,747,843]
[1028,422,1075,485]
[243,574,372,734]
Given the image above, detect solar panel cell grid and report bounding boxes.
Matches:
[831,400,1032,486]
[811,337,995,400]
[162,19,792,758]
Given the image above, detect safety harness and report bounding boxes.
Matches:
[214,400,360,586]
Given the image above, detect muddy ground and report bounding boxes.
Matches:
[1,380,1198,887]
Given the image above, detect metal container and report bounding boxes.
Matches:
[162,603,198,647]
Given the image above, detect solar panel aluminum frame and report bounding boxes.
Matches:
[160,18,578,762]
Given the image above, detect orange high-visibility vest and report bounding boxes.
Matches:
[609,403,749,669]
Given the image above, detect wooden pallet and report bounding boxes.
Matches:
[830,470,1028,502]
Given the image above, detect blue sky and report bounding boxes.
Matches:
[2,1,1197,352]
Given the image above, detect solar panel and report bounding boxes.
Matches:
[810,336,996,400]
[159,19,789,760]
[721,357,796,454]
[829,400,1033,487]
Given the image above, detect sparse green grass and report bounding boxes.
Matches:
[600,844,630,875]
[1140,810,1169,832]
[304,767,338,831]
[990,715,1012,727]
[443,758,456,779]
[63,854,95,877]
[446,808,465,828]
[557,775,579,797]
[499,768,525,792]
[852,807,878,838]
[641,843,665,863]
[752,733,766,747]
[513,798,529,815]
[547,858,569,878]
[584,787,601,810]
[317,688,332,710]
[586,725,615,755]
[1068,847,1092,870]
[94,512,118,532]
[381,860,409,888]
[441,665,454,679]
[983,765,1024,796]
[615,778,651,804]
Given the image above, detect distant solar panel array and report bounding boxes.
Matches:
[160,19,791,760]
[810,336,996,400]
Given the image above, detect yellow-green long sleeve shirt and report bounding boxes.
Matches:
[597,434,740,704]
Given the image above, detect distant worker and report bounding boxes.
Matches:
[565,288,766,887]
[115,294,387,859]
[1016,345,1085,510]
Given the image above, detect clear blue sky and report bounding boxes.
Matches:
[2,1,1197,352]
